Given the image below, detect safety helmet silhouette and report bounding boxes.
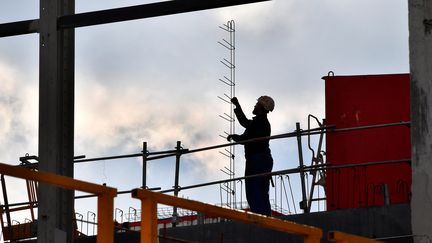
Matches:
[257,96,275,112]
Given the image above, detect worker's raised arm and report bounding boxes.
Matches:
[231,97,251,128]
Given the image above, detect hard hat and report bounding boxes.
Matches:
[257,96,275,112]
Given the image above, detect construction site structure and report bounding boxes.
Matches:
[0,72,414,242]
[0,0,432,242]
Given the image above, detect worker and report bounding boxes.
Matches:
[227,96,275,216]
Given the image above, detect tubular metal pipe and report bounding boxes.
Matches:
[142,142,147,188]
[159,159,411,193]
[74,153,142,163]
[74,149,187,163]
[1,159,410,208]
[296,122,308,212]
[71,121,409,164]
[330,121,410,133]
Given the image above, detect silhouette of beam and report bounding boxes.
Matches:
[58,0,271,29]
[0,20,39,37]
[0,0,270,37]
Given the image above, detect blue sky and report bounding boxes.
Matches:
[0,0,409,234]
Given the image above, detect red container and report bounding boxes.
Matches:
[324,73,411,210]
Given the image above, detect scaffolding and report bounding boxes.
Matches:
[0,120,411,242]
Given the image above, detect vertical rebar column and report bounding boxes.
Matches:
[217,20,236,208]
[296,122,309,213]
[172,141,182,226]
[229,20,236,208]
[142,142,148,188]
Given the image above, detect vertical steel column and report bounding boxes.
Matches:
[38,1,75,243]
[172,141,182,226]
[296,122,309,213]
[409,1,432,240]
[142,142,148,188]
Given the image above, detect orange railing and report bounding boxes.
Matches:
[328,231,384,243]
[0,162,385,243]
[132,188,323,243]
[0,163,117,243]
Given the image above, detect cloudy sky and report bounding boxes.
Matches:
[0,0,408,232]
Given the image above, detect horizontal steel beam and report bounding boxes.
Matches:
[0,0,270,38]
[58,0,271,29]
[0,19,39,38]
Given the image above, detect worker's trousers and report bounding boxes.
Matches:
[245,153,273,216]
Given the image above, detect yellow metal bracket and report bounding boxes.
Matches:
[0,162,117,243]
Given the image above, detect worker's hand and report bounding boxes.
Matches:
[227,134,240,142]
[231,97,240,107]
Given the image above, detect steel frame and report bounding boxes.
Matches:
[0,0,270,38]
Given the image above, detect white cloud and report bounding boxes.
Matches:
[215,1,295,37]
[0,62,38,163]
[0,63,38,240]
[0,107,13,152]
[75,75,232,182]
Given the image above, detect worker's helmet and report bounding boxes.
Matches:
[257,96,275,112]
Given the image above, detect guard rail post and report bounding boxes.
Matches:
[140,196,158,243]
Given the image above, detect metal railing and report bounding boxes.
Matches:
[7,120,410,217]
[5,120,411,238]
[0,163,388,242]
[0,163,117,243]
[328,231,384,243]
[13,120,410,215]
[131,188,323,243]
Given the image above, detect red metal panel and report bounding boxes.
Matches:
[324,74,411,210]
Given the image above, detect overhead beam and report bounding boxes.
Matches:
[58,0,271,29]
[0,0,270,37]
[0,20,39,38]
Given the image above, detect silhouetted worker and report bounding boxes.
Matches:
[227,96,275,216]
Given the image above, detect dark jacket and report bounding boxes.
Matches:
[231,105,271,158]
